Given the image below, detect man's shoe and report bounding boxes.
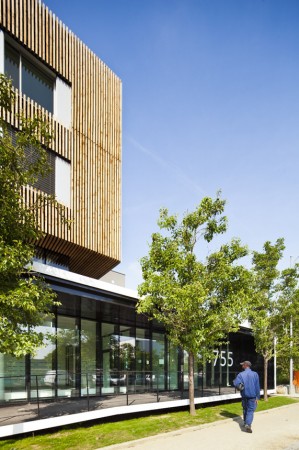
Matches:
[244,424,252,433]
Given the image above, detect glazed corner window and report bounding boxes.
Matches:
[5,42,54,113]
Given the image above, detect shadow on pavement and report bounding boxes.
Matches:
[219,411,244,432]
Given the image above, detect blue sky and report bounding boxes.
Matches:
[46,0,299,289]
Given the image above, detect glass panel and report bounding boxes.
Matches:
[81,297,97,320]
[152,332,165,389]
[101,302,120,323]
[197,359,204,394]
[22,56,54,113]
[30,317,56,399]
[81,319,97,395]
[57,292,80,317]
[168,343,179,390]
[5,43,19,89]
[135,328,150,391]
[101,323,116,395]
[183,350,189,389]
[56,316,78,397]
[182,351,200,390]
[119,326,135,393]
[119,326,135,371]
[0,354,26,402]
[33,148,56,196]
[136,328,150,372]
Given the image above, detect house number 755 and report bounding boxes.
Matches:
[213,350,233,367]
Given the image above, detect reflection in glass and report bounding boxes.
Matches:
[101,324,136,394]
[119,326,135,392]
[4,42,54,113]
[136,328,151,391]
[31,317,56,398]
[57,316,78,396]
[152,332,165,389]
[5,43,19,88]
[168,343,178,390]
[22,57,54,112]
[102,323,115,394]
[183,350,189,389]
[136,328,150,373]
[0,353,26,401]
[119,326,135,371]
[81,319,97,394]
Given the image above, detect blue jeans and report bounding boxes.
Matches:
[242,397,257,426]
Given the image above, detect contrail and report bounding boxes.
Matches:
[127,136,206,195]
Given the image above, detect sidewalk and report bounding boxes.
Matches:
[100,402,299,450]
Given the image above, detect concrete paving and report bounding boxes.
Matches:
[100,402,299,450]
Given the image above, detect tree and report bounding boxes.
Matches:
[0,74,58,357]
[249,239,299,400]
[137,194,251,415]
[274,265,299,389]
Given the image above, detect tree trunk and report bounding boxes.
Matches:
[188,351,196,415]
[263,357,268,401]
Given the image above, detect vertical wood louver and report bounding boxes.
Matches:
[0,0,122,278]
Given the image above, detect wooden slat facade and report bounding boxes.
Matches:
[0,0,122,278]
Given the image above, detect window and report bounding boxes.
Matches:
[5,41,54,113]
[5,43,19,87]
[25,144,71,207]
[7,126,71,206]
[22,56,54,112]
[2,32,72,127]
[25,146,56,196]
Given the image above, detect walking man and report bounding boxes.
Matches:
[233,361,260,433]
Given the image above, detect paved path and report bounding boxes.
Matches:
[101,403,299,450]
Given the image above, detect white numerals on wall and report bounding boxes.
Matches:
[213,350,233,367]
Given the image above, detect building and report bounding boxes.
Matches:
[0,0,273,410]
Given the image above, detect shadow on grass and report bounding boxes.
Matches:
[219,410,239,419]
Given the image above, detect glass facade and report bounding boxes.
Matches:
[0,279,274,403]
[81,319,97,395]
[56,316,79,396]
[152,332,165,390]
[30,317,56,399]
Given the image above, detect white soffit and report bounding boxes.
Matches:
[31,261,138,299]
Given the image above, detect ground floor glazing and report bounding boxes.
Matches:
[0,274,274,403]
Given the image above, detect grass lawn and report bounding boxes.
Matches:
[1,396,298,450]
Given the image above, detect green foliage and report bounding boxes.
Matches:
[137,194,251,413]
[0,74,58,357]
[250,239,299,361]
[138,194,250,360]
[0,73,15,110]
[249,239,299,398]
